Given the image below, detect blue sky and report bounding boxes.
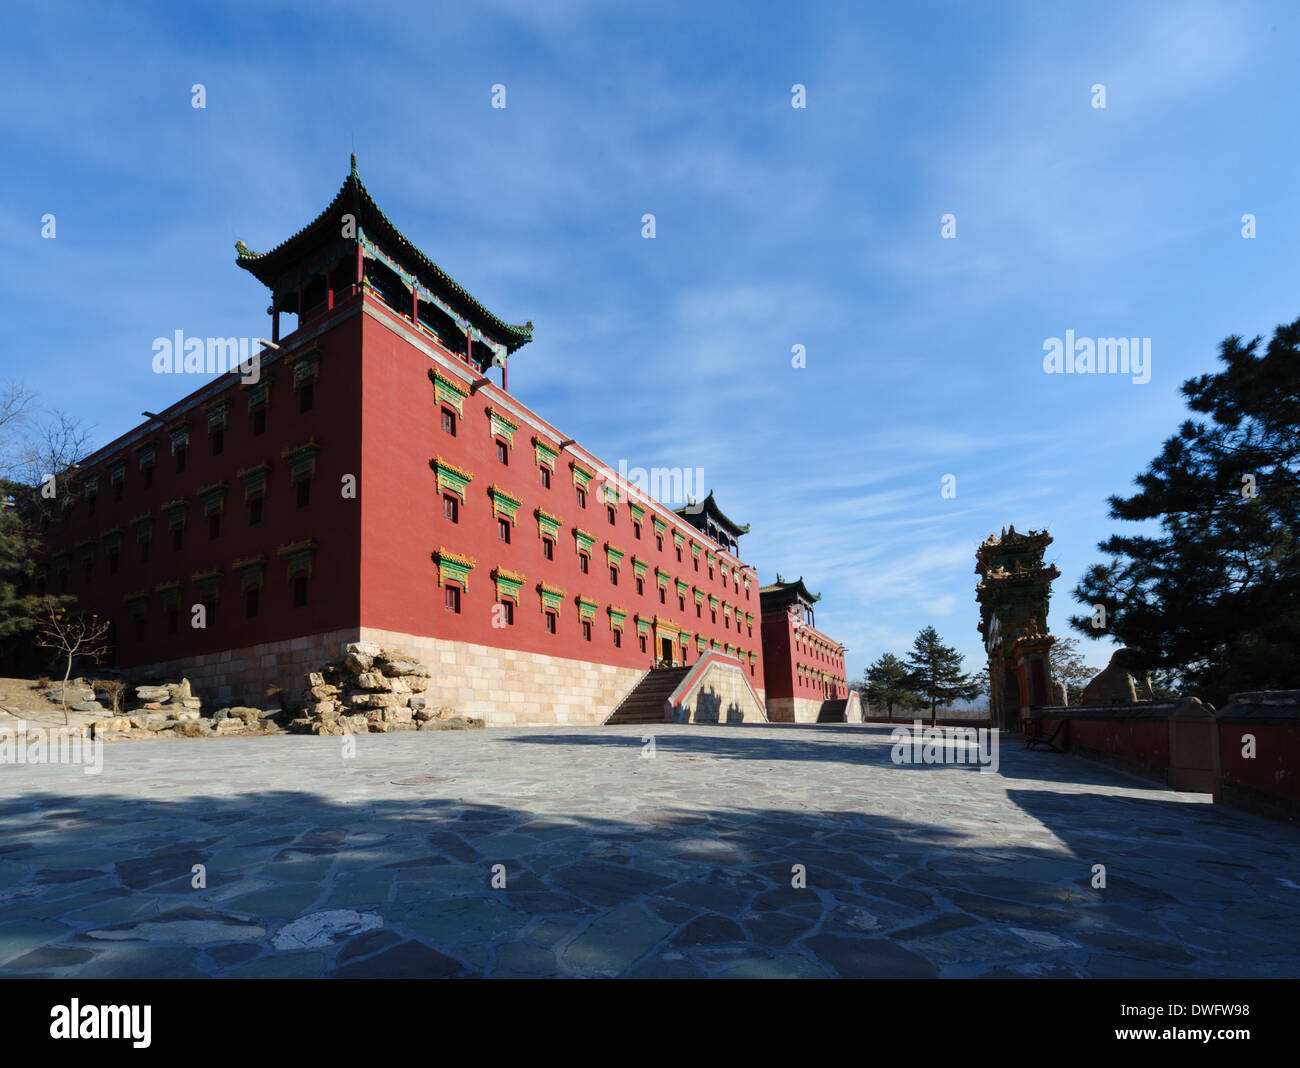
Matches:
[3,1,1299,683]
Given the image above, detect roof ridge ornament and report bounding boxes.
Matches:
[236,157,533,351]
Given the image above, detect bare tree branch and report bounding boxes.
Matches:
[33,599,112,724]
[18,409,96,495]
[0,380,38,482]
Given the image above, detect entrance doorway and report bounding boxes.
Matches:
[659,636,674,664]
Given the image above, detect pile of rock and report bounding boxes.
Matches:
[86,705,281,741]
[289,642,482,734]
[86,710,201,740]
[132,679,204,715]
[51,677,203,717]
[78,678,287,741]
[44,677,122,714]
[209,706,278,735]
[83,678,202,738]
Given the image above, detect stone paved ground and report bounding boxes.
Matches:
[1,723,1298,978]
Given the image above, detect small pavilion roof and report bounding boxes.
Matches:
[759,574,821,607]
[674,490,750,539]
[235,154,533,353]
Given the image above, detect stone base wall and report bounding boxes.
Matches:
[765,696,830,724]
[766,695,861,724]
[128,628,362,707]
[358,628,645,726]
[670,657,767,724]
[127,626,766,726]
[766,697,793,723]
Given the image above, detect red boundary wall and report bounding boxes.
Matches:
[1026,691,1300,823]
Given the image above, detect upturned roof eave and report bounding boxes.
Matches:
[759,576,821,604]
[234,161,533,351]
[675,490,750,538]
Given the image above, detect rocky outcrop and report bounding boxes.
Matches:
[83,676,221,739]
[130,679,203,713]
[76,675,287,741]
[84,704,282,741]
[64,649,491,742]
[288,642,482,735]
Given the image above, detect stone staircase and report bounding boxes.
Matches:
[817,699,849,723]
[603,666,691,725]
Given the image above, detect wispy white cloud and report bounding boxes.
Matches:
[0,0,1290,686]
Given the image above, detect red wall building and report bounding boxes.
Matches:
[31,159,767,725]
[759,576,852,722]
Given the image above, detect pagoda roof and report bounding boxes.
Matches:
[759,574,821,606]
[975,560,1062,595]
[977,524,1053,556]
[674,490,750,538]
[235,155,533,353]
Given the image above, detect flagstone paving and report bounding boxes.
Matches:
[1,723,1297,978]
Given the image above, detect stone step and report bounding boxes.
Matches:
[605,667,692,725]
[818,699,848,723]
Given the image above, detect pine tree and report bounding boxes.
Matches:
[0,478,40,640]
[1071,318,1299,705]
[0,386,91,646]
[904,626,980,725]
[864,652,920,720]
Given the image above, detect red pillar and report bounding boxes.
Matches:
[354,243,363,292]
[502,356,508,393]
[411,284,418,325]
[1016,659,1030,717]
[466,336,473,367]
[326,268,334,311]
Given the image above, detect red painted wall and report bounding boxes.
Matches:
[357,297,764,681]
[33,306,364,667]
[1037,716,1170,768]
[34,290,774,692]
[760,609,848,702]
[1219,722,1300,800]
[761,612,795,700]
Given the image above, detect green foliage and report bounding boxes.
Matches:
[0,477,42,640]
[1147,668,1183,700]
[863,652,923,720]
[0,383,93,645]
[1071,318,1300,705]
[903,626,981,723]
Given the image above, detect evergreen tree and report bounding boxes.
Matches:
[904,626,980,725]
[0,478,41,640]
[864,652,920,720]
[1071,318,1299,705]
[0,383,91,645]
